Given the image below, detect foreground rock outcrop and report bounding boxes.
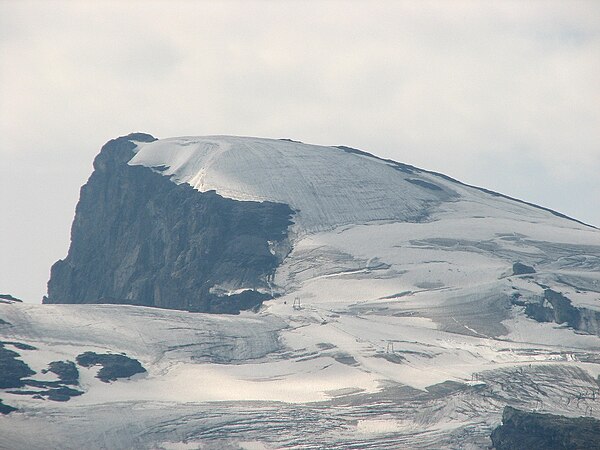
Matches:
[491,406,600,450]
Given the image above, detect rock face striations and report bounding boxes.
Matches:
[491,406,600,450]
[45,134,294,313]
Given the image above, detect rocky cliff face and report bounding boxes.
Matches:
[45,134,294,313]
[491,406,600,450]
[511,288,600,337]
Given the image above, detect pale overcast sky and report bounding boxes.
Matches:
[1,0,599,303]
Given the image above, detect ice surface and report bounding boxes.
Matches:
[2,135,600,448]
[3,203,599,448]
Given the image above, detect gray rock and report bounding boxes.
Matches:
[0,399,17,415]
[42,360,79,385]
[491,406,600,450]
[45,134,294,313]
[0,293,22,303]
[519,289,600,336]
[76,351,146,383]
[512,262,536,275]
[0,343,35,389]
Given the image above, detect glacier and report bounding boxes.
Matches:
[2,134,600,449]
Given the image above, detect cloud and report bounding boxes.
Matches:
[1,0,599,302]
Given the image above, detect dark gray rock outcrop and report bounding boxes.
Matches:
[0,399,17,414]
[42,361,79,385]
[45,134,294,313]
[0,343,35,389]
[0,294,22,303]
[491,406,600,450]
[8,382,84,402]
[512,262,536,275]
[0,343,84,401]
[516,288,600,336]
[76,352,146,382]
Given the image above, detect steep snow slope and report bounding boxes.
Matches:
[4,135,600,448]
[128,135,580,235]
[129,136,457,232]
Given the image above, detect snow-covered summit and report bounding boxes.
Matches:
[128,135,457,232]
[128,135,583,234]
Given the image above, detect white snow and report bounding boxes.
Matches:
[130,136,452,232]
[2,135,600,448]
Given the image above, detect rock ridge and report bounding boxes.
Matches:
[45,133,294,313]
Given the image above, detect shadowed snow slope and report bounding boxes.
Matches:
[6,134,599,448]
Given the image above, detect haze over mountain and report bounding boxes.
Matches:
[1,134,600,448]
